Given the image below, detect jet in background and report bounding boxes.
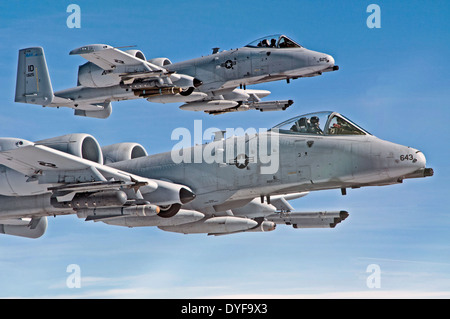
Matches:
[14,35,338,118]
[0,111,432,238]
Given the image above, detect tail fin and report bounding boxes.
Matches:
[15,47,54,106]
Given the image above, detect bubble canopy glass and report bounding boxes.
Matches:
[245,34,302,48]
[271,111,371,136]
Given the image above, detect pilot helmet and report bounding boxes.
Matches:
[310,116,319,125]
[298,117,307,126]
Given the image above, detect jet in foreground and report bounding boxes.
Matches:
[0,112,432,238]
[14,35,338,118]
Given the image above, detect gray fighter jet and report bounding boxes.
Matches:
[0,111,432,238]
[14,35,338,118]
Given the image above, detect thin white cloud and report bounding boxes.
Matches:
[356,257,450,267]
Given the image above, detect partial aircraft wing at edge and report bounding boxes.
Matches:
[0,143,158,192]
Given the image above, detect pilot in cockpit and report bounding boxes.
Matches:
[257,39,270,47]
[270,39,277,47]
[290,117,308,133]
[308,116,323,134]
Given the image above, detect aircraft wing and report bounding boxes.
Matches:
[0,139,196,211]
[69,44,175,86]
[69,44,198,89]
[0,142,158,197]
[70,44,162,72]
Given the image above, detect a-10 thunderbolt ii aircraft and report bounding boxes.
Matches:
[14,35,338,118]
[0,111,432,238]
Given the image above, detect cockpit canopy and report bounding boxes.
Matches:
[245,34,302,49]
[272,112,370,136]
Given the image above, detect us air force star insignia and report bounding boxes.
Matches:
[235,154,249,169]
[224,59,234,69]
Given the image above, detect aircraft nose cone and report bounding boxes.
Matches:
[415,150,426,169]
[326,54,335,66]
[401,149,433,179]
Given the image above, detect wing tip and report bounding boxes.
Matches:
[69,44,113,55]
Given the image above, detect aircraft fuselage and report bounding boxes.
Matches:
[108,131,427,212]
[167,46,335,92]
[53,47,335,107]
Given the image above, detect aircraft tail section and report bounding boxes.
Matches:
[15,47,54,106]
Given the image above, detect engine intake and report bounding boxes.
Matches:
[102,142,148,164]
[147,57,172,67]
[124,49,147,61]
[36,133,103,164]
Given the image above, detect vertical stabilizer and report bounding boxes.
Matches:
[15,47,54,106]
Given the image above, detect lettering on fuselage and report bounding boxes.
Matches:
[170,120,280,175]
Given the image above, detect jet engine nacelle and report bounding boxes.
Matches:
[77,62,121,88]
[124,50,147,61]
[37,133,103,164]
[102,142,148,164]
[147,57,172,67]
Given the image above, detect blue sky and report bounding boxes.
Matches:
[0,0,449,298]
